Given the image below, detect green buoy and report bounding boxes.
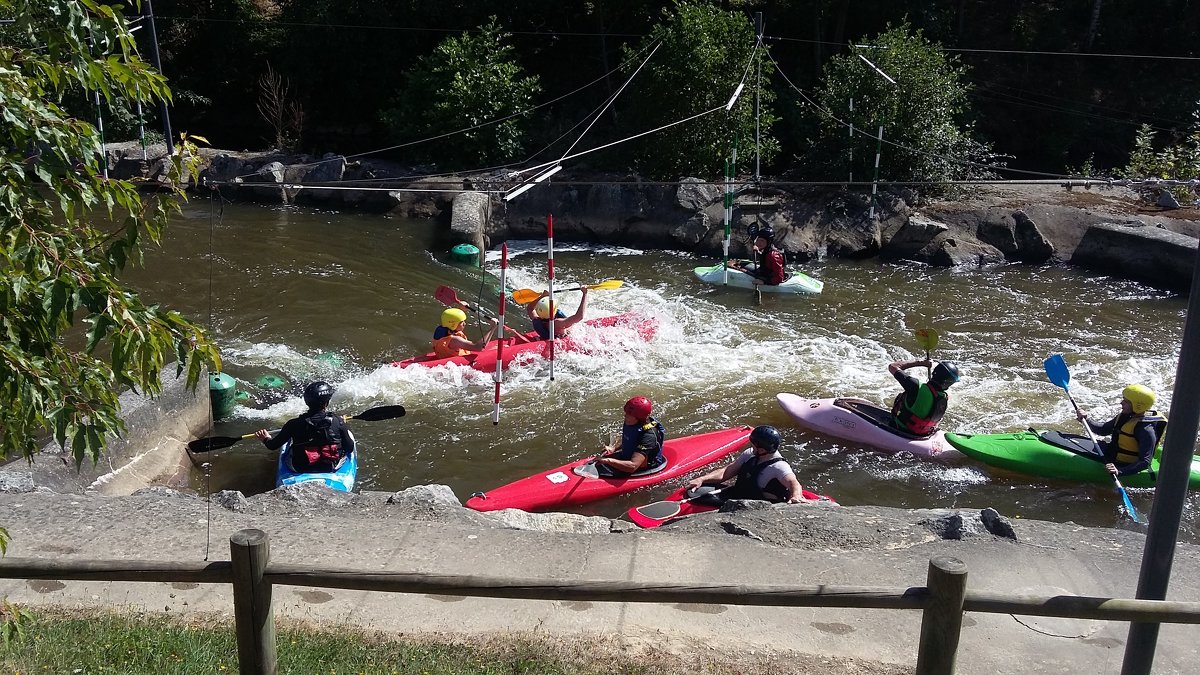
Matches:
[235,390,251,402]
[256,374,287,389]
[450,243,480,266]
[209,372,238,421]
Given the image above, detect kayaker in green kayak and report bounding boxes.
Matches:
[594,396,666,475]
[889,359,960,436]
[684,425,809,503]
[1076,384,1168,477]
[728,224,786,286]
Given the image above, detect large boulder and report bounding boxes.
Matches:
[1012,210,1056,262]
[929,237,1006,267]
[1071,222,1199,292]
[881,215,949,260]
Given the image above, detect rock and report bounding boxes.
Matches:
[387,484,462,507]
[484,509,613,534]
[670,211,712,247]
[130,486,192,500]
[202,154,251,186]
[295,153,347,204]
[981,508,1018,540]
[676,178,719,211]
[718,499,775,512]
[929,237,1006,266]
[719,521,765,541]
[1158,190,1181,209]
[1012,210,1056,262]
[243,161,288,203]
[920,511,984,540]
[977,216,1017,255]
[0,471,36,493]
[263,481,358,508]
[881,216,949,259]
[450,192,491,247]
[211,490,249,513]
[1071,222,1198,292]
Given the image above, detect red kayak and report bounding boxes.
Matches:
[627,484,837,529]
[465,426,753,513]
[392,312,656,372]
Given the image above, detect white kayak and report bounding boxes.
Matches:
[693,262,823,294]
[776,393,962,459]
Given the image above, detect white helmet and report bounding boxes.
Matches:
[534,297,556,319]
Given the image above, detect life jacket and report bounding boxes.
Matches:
[891,383,948,436]
[432,326,471,358]
[1111,410,1168,465]
[531,309,567,340]
[760,248,786,285]
[294,413,345,471]
[613,417,666,469]
[729,456,789,502]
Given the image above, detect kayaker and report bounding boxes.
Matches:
[255,381,352,473]
[1076,384,1167,477]
[432,307,498,358]
[729,224,786,286]
[889,359,960,436]
[595,395,666,475]
[684,425,808,503]
[526,287,589,340]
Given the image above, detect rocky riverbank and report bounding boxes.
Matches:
[106,142,1200,292]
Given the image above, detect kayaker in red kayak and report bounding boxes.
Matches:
[684,425,808,503]
[889,359,960,436]
[431,308,498,358]
[1076,384,1167,477]
[594,395,666,475]
[255,381,353,473]
[526,287,589,340]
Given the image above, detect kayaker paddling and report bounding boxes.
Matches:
[1077,384,1168,477]
[889,359,960,436]
[594,396,666,475]
[728,224,786,286]
[685,425,809,504]
[431,307,498,358]
[256,381,353,474]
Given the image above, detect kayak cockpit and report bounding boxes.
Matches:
[833,397,939,441]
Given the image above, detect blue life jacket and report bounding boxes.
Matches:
[531,309,567,340]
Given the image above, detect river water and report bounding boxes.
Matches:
[124,200,1198,540]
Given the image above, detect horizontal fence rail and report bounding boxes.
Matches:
[2,529,1199,675]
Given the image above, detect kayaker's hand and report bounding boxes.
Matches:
[1076,411,1088,422]
[786,493,804,504]
[255,429,271,441]
[1105,462,1119,476]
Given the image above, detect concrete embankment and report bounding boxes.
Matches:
[0,484,1197,674]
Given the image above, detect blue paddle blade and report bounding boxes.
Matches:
[1043,354,1071,391]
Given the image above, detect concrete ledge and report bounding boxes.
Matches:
[1071,222,1199,292]
[0,367,212,495]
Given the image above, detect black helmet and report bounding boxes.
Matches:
[931,362,960,389]
[749,222,775,243]
[749,425,782,452]
[302,381,334,409]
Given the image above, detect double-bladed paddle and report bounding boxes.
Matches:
[186,404,407,454]
[511,279,624,305]
[915,328,939,378]
[1043,354,1143,524]
[627,486,725,529]
[435,285,493,317]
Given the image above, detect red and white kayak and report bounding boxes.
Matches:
[392,312,656,372]
[776,393,962,459]
[465,426,752,513]
[627,484,836,529]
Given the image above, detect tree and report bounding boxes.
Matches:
[0,0,221,468]
[381,18,542,169]
[620,1,778,179]
[1121,119,1200,205]
[800,22,997,190]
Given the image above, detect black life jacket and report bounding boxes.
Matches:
[295,413,345,470]
[614,417,667,470]
[728,456,789,502]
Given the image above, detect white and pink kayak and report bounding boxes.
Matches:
[776,393,962,460]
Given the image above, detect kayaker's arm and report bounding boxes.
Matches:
[450,319,498,352]
[597,451,647,474]
[555,287,589,333]
[782,473,807,504]
[888,359,931,375]
[686,461,740,490]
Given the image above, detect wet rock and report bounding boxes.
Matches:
[1012,210,1056,262]
[670,211,713,247]
[981,508,1018,540]
[450,191,490,247]
[881,215,949,259]
[929,237,1006,266]
[1072,222,1198,292]
[1158,190,1181,209]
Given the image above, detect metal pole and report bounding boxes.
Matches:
[753,13,762,183]
[1121,242,1200,674]
[142,0,174,154]
[848,98,854,183]
[869,125,883,219]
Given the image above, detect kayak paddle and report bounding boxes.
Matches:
[510,279,624,305]
[627,486,725,529]
[186,404,407,454]
[435,285,492,318]
[1043,354,1143,524]
[916,328,939,378]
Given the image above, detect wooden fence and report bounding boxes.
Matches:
[2,528,1199,675]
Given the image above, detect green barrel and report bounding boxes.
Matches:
[450,243,480,266]
[208,372,238,421]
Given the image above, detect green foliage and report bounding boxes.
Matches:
[622,1,778,179]
[381,18,542,169]
[0,0,221,466]
[801,22,996,190]
[1121,122,1200,204]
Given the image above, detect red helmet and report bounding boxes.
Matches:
[623,396,653,419]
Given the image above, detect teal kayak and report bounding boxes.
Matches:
[944,429,1200,489]
[693,262,823,294]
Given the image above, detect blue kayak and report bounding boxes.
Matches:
[276,430,357,492]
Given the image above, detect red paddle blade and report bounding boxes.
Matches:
[627,501,684,528]
[435,285,466,308]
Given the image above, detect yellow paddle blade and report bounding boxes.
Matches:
[510,280,625,305]
[586,279,624,291]
[915,328,940,352]
[511,288,542,305]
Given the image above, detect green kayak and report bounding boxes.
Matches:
[944,430,1200,489]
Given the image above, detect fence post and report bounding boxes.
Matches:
[915,556,968,675]
[231,529,277,675]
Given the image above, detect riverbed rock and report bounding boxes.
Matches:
[981,507,1018,540]
[1071,221,1199,292]
[484,509,615,534]
[930,237,1007,267]
[881,215,949,260]
[676,177,720,211]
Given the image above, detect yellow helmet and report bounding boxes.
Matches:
[441,307,467,329]
[1122,384,1156,414]
[534,297,556,320]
